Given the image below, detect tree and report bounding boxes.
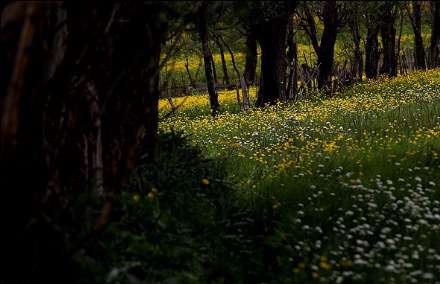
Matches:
[407,1,426,69]
[364,2,382,79]
[286,17,298,100]
[243,23,258,86]
[196,1,220,116]
[431,1,440,67]
[253,2,296,106]
[379,1,398,77]
[0,2,193,282]
[298,0,346,90]
[348,2,363,82]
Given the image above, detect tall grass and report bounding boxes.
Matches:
[160,69,440,282]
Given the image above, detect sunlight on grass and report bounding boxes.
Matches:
[160,69,440,282]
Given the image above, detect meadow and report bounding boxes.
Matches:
[160,69,440,283]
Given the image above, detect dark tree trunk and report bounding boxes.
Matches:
[0,2,172,282]
[350,14,363,81]
[409,1,426,69]
[431,1,440,67]
[197,2,219,116]
[286,21,297,101]
[380,2,397,77]
[256,15,289,106]
[317,0,338,90]
[365,25,380,79]
[243,26,257,86]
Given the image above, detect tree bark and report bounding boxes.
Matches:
[286,21,298,101]
[197,2,219,116]
[349,13,363,81]
[243,26,257,86]
[431,1,440,67]
[379,2,397,77]
[210,53,218,85]
[256,15,289,106]
[408,1,426,69]
[184,56,196,88]
[365,24,380,79]
[317,0,338,90]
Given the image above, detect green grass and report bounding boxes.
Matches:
[160,69,440,282]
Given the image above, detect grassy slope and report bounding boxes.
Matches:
[161,69,440,282]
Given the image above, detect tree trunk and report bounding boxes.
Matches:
[380,2,397,77]
[350,14,363,81]
[365,25,380,79]
[409,1,426,69]
[243,26,257,86]
[1,2,171,282]
[184,56,196,88]
[256,15,289,106]
[286,22,298,101]
[210,53,218,85]
[317,0,338,90]
[197,2,219,116]
[431,1,440,67]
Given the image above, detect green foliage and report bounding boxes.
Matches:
[73,132,269,283]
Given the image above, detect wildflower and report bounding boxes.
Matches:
[272,202,281,209]
[132,194,140,203]
[201,178,210,186]
[147,188,158,200]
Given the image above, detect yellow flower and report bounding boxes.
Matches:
[147,190,157,201]
[319,261,331,270]
[132,194,140,203]
[202,178,210,186]
[292,267,300,273]
[341,259,353,268]
[272,202,281,209]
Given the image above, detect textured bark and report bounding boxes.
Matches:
[197,2,219,116]
[243,26,257,86]
[286,22,297,101]
[409,1,426,69]
[317,0,338,90]
[379,2,397,77]
[431,1,440,67]
[350,14,363,81]
[256,15,289,106]
[365,25,380,79]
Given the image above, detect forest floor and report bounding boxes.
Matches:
[160,69,440,282]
